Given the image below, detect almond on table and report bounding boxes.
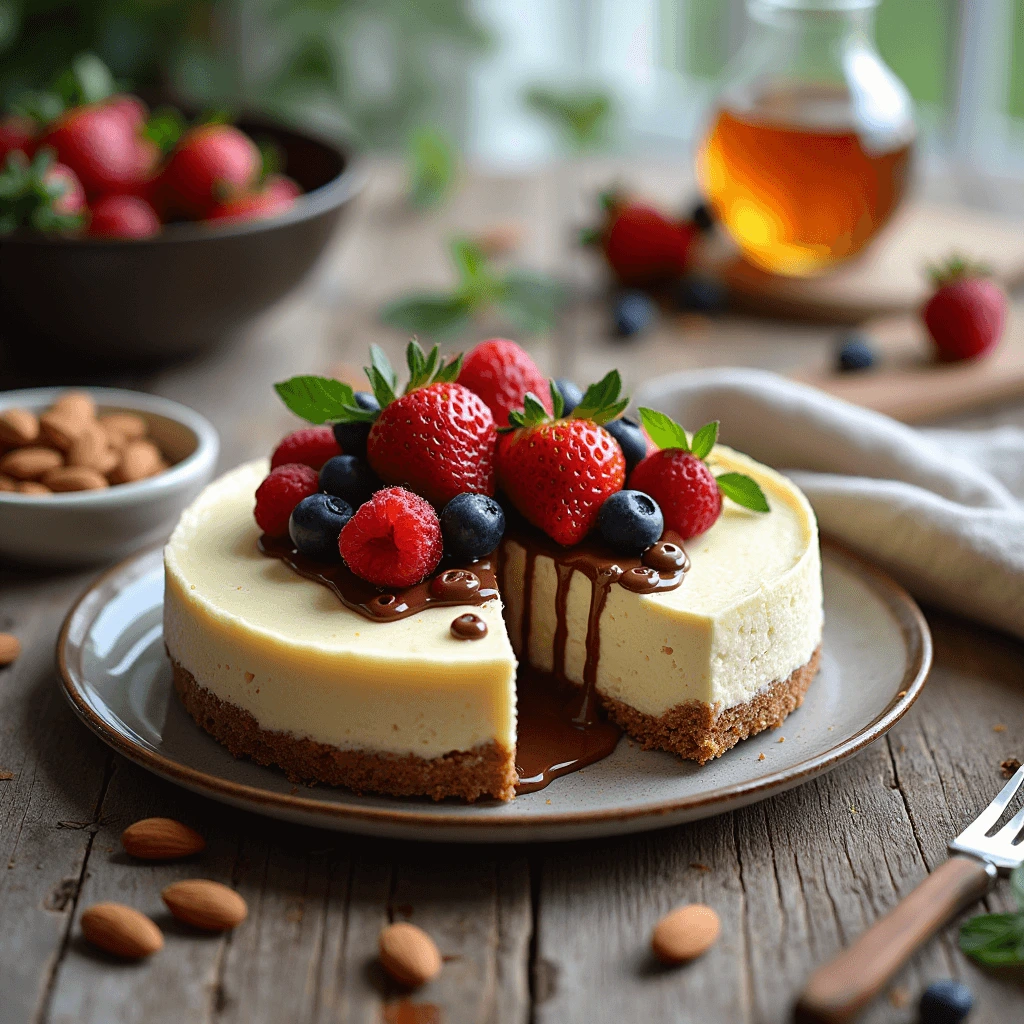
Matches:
[80,903,163,960]
[161,879,247,931]
[651,903,721,964]
[0,634,20,666]
[121,817,206,860]
[378,922,442,987]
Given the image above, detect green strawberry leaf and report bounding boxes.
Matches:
[508,391,551,430]
[549,379,565,419]
[144,107,187,154]
[434,351,463,383]
[716,472,770,513]
[408,127,456,210]
[495,271,565,335]
[638,407,689,452]
[573,369,628,426]
[54,52,115,107]
[274,375,371,424]
[380,294,474,338]
[690,421,719,460]
[368,345,397,394]
[960,911,1024,966]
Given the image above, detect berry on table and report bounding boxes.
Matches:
[458,338,550,426]
[270,426,342,471]
[254,463,319,537]
[613,291,657,338]
[332,391,379,460]
[922,256,1006,362]
[628,412,768,539]
[339,487,443,587]
[603,202,695,285]
[319,454,380,509]
[674,275,728,313]
[919,979,973,1024]
[836,332,876,372]
[604,416,650,475]
[598,490,663,555]
[554,378,583,415]
[288,493,352,563]
[440,492,506,561]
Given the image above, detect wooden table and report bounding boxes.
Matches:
[2,162,1022,1024]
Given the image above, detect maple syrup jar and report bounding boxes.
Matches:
[697,0,915,277]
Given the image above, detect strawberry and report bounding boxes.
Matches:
[104,94,148,134]
[88,194,161,239]
[0,150,86,234]
[158,124,261,219]
[206,177,298,224]
[496,372,628,545]
[47,162,87,219]
[0,116,35,166]
[41,104,142,198]
[458,338,551,427]
[603,202,695,285]
[922,257,1007,362]
[628,411,768,539]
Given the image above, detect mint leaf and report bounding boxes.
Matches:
[690,421,719,460]
[452,238,489,289]
[408,127,456,209]
[495,271,565,335]
[638,407,689,452]
[275,376,358,424]
[524,86,612,150]
[716,472,770,513]
[960,912,1024,966]
[380,294,474,338]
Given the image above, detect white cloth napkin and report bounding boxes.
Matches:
[637,368,1024,641]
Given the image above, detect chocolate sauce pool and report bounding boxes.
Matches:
[260,524,687,795]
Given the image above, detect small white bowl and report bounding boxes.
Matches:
[0,387,219,566]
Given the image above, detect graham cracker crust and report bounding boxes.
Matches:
[171,659,518,802]
[601,646,822,765]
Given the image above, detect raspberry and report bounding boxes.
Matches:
[628,450,722,539]
[270,426,342,471]
[458,338,551,426]
[254,463,319,537]
[338,487,443,587]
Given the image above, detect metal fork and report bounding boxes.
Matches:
[795,764,1024,1024]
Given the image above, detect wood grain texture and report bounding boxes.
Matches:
[0,160,1023,1024]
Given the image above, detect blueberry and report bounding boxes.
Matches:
[598,490,663,554]
[837,332,876,372]
[554,378,584,415]
[919,980,973,1024]
[440,493,506,561]
[613,291,657,338]
[604,417,648,475]
[674,275,728,313]
[332,391,380,458]
[319,455,381,508]
[688,200,715,233]
[288,493,353,563]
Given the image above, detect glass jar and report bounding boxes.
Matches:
[696,0,915,277]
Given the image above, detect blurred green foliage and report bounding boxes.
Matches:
[524,86,613,151]
[0,0,487,147]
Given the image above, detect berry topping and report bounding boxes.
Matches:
[254,463,319,537]
[553,378,583,415]
[598,490,664,555]
[440,492,506,561]
[288,493,353,563]
[338,486,443,588]
[836,332,876,372]
[604,416,650,474]
[458,338,551,426]
[922,256,1006,362]
[628,412,768,539]
[613,290,657,338]
[332,391,379,459]
[497,372,628,546]
[270,426,342,471]
[919,980,973,1024]
[319,454,381,509]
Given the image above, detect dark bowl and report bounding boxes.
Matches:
[0,119,365,364]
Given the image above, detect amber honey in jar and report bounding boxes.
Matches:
[696,0,915,277]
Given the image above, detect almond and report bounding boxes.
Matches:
[161,879,247,931]
[17,481,51,494]
[0,633,20,666]
[121,817,206,860]
[41,466,109,492]
[378,922,442,988]
[39,409,90,452]
[80,903,163,959]
[109,439,165,484]
[99,412,147,444]
[0,446,63,480]
[651,903,720,964]
[51,390,96,422]
[0,408,40,446]
[67,425,119,474]
[0,474,16,492]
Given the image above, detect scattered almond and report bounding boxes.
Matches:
[161,879,247,931]
[80,902,163,959]
[0,634,20,666]
[121,817,206,860]
[0,474,16,492]
[0,408,39,446]
[378,922,442,988]
[41,466,109,492]
[51,390,96,422]
[67,424,119,474]
[0,446,63,480]
[17,481,51,494]
[39,409,90,451]
[98,412,147,444]
[110,439,165,484]
[651,903,720,964]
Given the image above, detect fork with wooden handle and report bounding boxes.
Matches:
[794,764,1024,1024]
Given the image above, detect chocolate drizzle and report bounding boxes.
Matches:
[451,613,487,640]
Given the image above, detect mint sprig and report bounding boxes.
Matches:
[637,407,769,514]
[408,127,456,210]
[507,370,627,430]
[960,862,1024,967]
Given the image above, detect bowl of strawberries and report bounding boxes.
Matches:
[0,62,363,363]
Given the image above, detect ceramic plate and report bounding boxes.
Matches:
[58,543,930,843]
